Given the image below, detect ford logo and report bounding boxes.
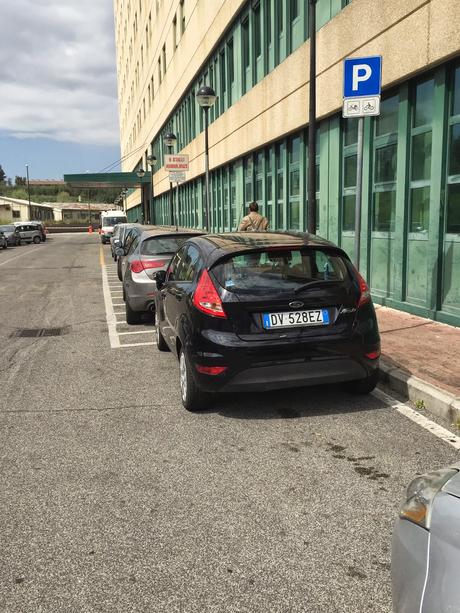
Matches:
[289,301,304,309]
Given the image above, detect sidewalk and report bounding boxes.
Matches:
[375,306,460,424]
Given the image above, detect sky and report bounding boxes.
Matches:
[0,0,121,181]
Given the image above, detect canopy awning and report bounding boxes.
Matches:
[63,172,152,189]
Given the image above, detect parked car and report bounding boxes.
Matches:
[392,463,460,612]
[118,227,205,324]
[154,231,381,411]
[111,222,139,261]
[116,224,144,281]
[14,223,43,244]
[0,232,7,249]
[100,210,128,244]
[30,221,47,241]
[0,224,21,246]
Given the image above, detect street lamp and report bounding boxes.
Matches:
[25,164,32,220]
[196,86,216,231]
[163,132,177,226]
[136,168,146,223]
[146,154,157,225]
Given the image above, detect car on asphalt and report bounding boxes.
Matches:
[116,224,146,281]
[154,231,381,411]
[119,226,205,324]
[30,221,47,241]
[392,463,460,612]
[0,231,7,249]
[0,224,21,246]
[111,222,139,261]
[13,223,43,244]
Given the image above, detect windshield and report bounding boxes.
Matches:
[102,216,127,227]
[0,225,14,232]
[141,235,189,256]
[213,248,350,294]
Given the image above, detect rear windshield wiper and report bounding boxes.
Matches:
[294,279,339,294]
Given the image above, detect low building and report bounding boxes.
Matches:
[0,196,54,222]
[51,203,121,225]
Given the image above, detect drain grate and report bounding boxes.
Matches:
[12,327,68,338]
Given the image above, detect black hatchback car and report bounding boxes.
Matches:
[154,232,380,412]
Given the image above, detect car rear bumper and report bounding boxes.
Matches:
[126,282,157,312]
[186,330,379,393]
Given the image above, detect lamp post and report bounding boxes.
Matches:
[307,0,318,234]
[146,154,157,225]
[196,86,216,231]
[136,167,146,223]
[163,133,177,226]
[25,164,32,220]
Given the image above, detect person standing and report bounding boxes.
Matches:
[238,202,269,231]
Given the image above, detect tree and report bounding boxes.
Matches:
[0,165,6,184]
[56,191,71,202]
[15,176,26,186]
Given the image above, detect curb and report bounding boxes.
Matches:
[379,359,460,426]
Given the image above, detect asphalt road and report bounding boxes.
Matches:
[0,233,458,613]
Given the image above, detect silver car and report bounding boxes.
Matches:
[14,223,42,244]
[111,222,139,262]
[119,227,204,324]
[392,463,460,612]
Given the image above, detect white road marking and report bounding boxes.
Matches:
[119,341,155,348]
[100,246,120,349]
[0,247,36,268]
[373,388,460,450]
[118,330,155,335]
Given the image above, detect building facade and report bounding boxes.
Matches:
[113,0,460,325]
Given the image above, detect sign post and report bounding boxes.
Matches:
[343,56,382,269]
[165,156,189,228]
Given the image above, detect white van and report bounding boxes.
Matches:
[100,210,128,244]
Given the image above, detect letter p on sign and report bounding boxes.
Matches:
[343,56,382,98]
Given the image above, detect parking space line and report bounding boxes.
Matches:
[373,388,460,450]
[0,247,36,268]
[119,341,155,348]
[100,246,120,349]
[118,330,155,335]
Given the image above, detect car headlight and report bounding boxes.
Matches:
[400,468,458,529]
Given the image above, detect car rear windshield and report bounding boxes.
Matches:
[102,217,127,226]
[212,248,350,294]
[141,235,190,256]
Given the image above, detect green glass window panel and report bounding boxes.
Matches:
[266,0,272,47]
[277,173,284,201]
[412,131,432,181]
[277,0,284,34]
[289,136,300,164]
[414,78,434,128]
[343,195,355,231]
[267,174,273,201]
[256,151,264,172]
[373,190,396,232]
[245,182,252,202]
[446,183,460,234]
[344,154,357,188]
[290,0,300,20]
[254,3,262,59]
[410,186,430,233]
[344,118,358,146]
[316,162,320,188]
[449,124,460,176]
[290,169,300,196]
[375,95,399,136]
[256,177,263,201]
[290,200,300,229]
[242,19,250,69]
[453,65,460,117]
[375,144,397,183]
[316,199,320,231]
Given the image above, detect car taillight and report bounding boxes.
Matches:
[193,269,227,318]
[356,271,371,307]
[365,350,380,360]
[130,259,168,274]
[195,365,227,375]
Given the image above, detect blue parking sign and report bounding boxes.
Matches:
[343,56,382,98]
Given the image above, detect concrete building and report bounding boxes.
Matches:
[113,0,460,326]
[0,196,54,222]
[52,203,114,225]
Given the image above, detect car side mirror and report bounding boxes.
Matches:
[154,270,166,289]
[115,247,124,257]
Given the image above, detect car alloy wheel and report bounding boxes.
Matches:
[180,351,187,403]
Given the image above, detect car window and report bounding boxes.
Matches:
[212,248,350,294]
[177,245,202,281]
[141,235,190,256]
[127,235,140,255]
[124,230,137,252]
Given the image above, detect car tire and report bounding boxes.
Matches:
[33,236,41,244]
[345,369,379,395]
[125,299,142,325]
[156,321,169,352]
[2,243,7,250]
[179,349,211,412]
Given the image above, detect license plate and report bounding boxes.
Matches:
[262,309,330,329]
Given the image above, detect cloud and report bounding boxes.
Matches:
[0,0,119,146]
